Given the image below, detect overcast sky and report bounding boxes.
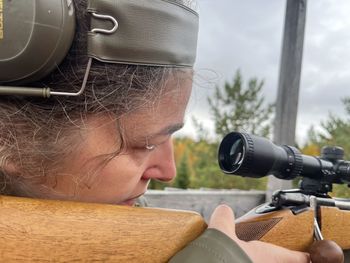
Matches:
[180,0,350,145]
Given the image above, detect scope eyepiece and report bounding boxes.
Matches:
[218,132,247,174]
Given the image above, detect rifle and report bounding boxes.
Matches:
[1,132,350,262]
[218,132,350,260]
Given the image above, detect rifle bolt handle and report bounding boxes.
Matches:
[309,240,344,263]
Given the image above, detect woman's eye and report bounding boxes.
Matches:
[130,143,157,152]
[130,136,170,153]
[145,144,156,151]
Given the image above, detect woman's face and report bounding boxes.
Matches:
[39,74,193,206]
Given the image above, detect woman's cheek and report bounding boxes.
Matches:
[98,157,146,192]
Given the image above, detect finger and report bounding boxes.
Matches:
[208,205,311,263]
[208,204,237,240]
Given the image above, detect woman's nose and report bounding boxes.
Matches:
[141,138,176,182]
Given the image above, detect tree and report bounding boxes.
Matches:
[208,70,274,138]
[174,151,191,189]
[191,116,209,142]
[308,97,350,159]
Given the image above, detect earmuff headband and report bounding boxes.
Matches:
[87,0,198,67]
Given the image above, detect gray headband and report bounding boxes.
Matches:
[87,0,199,67]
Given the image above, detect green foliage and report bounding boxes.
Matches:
[331,185,350,198]
[208,70,274,138]
[306,98,350,159]
[319,115,350,159]
[174,152,190,189]
[191,116,209,141]
[148,179,168,190]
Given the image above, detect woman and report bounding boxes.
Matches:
[0,0,310,262]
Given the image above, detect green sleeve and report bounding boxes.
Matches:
[169,228,253,263]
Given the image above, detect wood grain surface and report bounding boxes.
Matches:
[321,206,350,250]
[0,195,207,262]
[236,207,314,251]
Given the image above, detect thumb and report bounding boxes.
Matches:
[208,204,238,241]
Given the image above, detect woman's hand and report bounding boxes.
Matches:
[208,204,311,263]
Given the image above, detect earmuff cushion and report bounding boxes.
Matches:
[0,0,75,84]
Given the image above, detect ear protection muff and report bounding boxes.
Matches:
[0,0,198,98]
[0,0,75,84]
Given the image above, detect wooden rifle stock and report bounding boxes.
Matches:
[236,205,350,252]
[236,207,315,251]
[0,195,206,262]
[2,195,350,262]
[321,206,350,249]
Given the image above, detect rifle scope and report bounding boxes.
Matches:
[218,132,350,183]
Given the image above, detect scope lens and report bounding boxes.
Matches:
[229,139,244,168]
[218,133,246,173]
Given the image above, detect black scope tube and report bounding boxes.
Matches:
[218,132,335,180]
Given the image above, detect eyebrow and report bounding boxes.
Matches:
[151,123,184,137]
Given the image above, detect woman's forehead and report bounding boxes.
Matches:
[121,81,192,138]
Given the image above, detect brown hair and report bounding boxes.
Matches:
[0,0,196,197]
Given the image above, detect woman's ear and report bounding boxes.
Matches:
[3,161,20,176]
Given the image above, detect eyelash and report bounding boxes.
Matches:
[145,143,157,151]
[144,137,158,151]
[131,136,170,153]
